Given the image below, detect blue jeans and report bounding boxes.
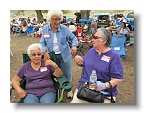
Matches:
[125,34,130,41]
[55,54,72,82]
[23,92,56,103]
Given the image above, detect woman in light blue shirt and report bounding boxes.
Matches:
[40,10,78,98]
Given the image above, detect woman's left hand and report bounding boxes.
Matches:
[45,59,57,67]
[44,52,50,61]
[70,46,77,56]
[89,81,106,91]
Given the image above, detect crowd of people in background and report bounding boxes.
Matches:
[10,17,46,38]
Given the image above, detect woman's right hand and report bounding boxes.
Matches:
[74,55,83,65]
[44,52,50,61]
[17,88,27,99]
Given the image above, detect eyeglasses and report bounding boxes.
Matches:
[92,35,101,40]
[52,18,61,22]
[30,53,42,57]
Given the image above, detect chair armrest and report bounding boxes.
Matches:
[20,78,26,90]
[10,78,26,96]
[56,75,73,92]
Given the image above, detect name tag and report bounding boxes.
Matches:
[114,47,120,50]
[101,55,110,62]
[44,33,50,38]
[40,67,47,72]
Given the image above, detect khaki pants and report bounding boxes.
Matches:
[70,89,116,103]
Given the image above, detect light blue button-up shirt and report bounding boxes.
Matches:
[40,24,78,63]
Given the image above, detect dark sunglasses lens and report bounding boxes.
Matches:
[31,53,41,56]
[92,35,95,39]
[37,53,42,56]
[93,36,97,39]
[31,54,36,56]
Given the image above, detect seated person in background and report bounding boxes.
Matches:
[68,22,77,35]
[32,18,37,25]
[12,24,22,37]
[69,22,77,32]
[117,22,130,42]
[71,28,124,103]
[11,43,63,103]
[91,22,98,35]
[83,22,88,33]
[75,24,84,40]
[37,24,43,35]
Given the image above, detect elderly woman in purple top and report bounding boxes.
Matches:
[11,43,63,103]
[71,28,124,103]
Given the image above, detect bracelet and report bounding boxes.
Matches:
[105,82,108,89]
[54,65,58,69]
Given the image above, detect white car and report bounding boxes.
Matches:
[126,12,134,23]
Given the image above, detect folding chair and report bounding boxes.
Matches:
[26,26,35,38]
[79,19,92,36]
[10,51,73,103]
[115,21,122,27]
[75,28,85,55]
[75,27,92,55]
[110,34,127,58]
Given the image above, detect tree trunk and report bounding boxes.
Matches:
[80,10,91,19]
[80,10,91,27]
[35,10,44,23]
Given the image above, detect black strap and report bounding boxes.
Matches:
[108,81,115,103]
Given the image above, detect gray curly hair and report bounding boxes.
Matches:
[47,10,63,23]
[27,43,42,56]
[97,28,112,47]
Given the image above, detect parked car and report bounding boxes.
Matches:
[93,14,99,22]
[97,14,111,27]
[66,17,74,23]
[126,12,134,31]
[61,16,74,24]
[114,14,127,22]
[126,12,134,23]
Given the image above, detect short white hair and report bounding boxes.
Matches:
[47,10,63,23]
[27,43,42,56]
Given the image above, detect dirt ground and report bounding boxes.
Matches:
[10,33,134,104]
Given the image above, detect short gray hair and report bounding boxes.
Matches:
[91,22,97,28]
[27,43,42,56]
[47,10,63,23]
[97,28,112,47]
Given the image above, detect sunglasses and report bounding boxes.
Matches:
[92,35,101,39]
[30,53,42,57]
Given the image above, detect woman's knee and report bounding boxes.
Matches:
[40,92,56,103]
[23,94,39,103]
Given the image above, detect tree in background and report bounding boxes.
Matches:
[35,10,44,23]
[80,10,91,19]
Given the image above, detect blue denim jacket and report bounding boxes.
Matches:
[40,24,78,63]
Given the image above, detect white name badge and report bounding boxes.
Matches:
[40,67,47,72]
[101,55,110,62]
[114,47,120,50]
[44,33,50,38]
